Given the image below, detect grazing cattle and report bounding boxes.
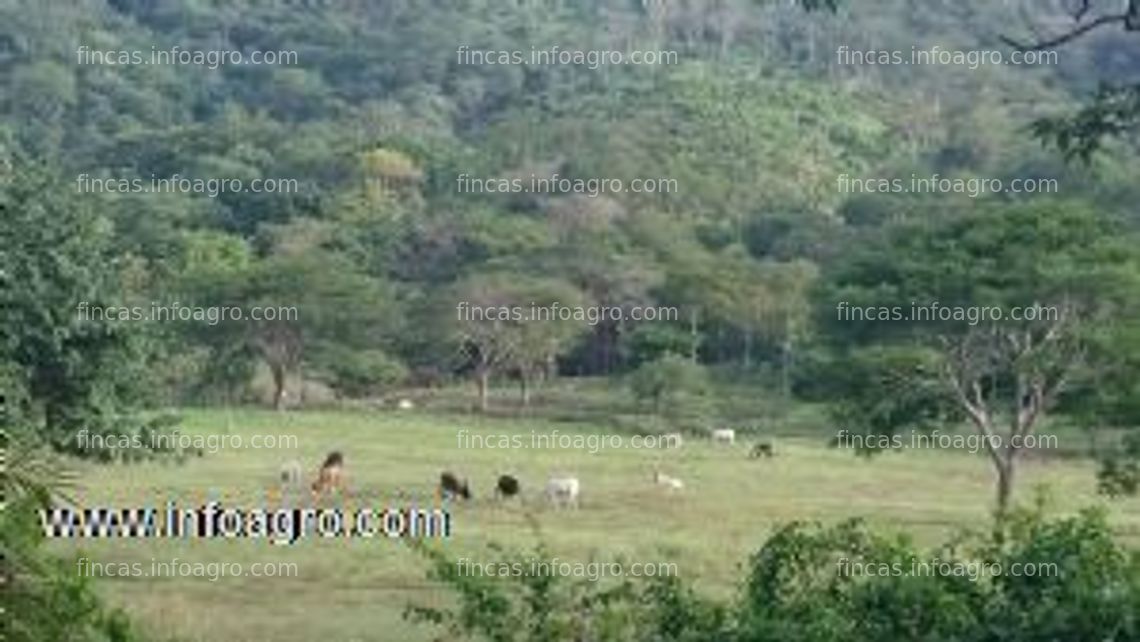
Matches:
[495,474,521,499]
[711,428,735,445]
[397,398,415,410]
[546,476,580,508]
[662,432,683,449]
[653,470,684,491]
[311,451,345,497]
[280,460,303,486]
[439,471,472,500]
[749,441,774,458]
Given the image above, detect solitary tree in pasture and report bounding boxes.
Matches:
[824,201,1140,513]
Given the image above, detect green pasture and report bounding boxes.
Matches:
[54,408,1140,642]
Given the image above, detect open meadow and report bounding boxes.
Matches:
[54,406,1140,642]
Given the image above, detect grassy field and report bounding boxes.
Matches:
[53,407,1140,642]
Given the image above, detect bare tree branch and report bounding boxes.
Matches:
[941,335,1008,472]
[1001,3,1138,52]
[1067,0,1094,23]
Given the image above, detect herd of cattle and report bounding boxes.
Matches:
[282,428,774,507]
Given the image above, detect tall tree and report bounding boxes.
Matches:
[0,162,159,453]
[823,200,1140,513]
[451,274,588,411]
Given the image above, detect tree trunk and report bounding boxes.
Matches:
[689,308,700,362]
[781,340,792,397]
[271,363,286,411]
[743,328,753,369]
[961,408,1019,517]
[995,456,1015,517]
[476,367,489,413]
[520,371,531,408]
[1087,426,1101,458]
[589,322,618,375]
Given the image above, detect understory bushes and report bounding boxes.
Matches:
[408,505,1140,642]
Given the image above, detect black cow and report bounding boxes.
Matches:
[439,471,471,500]
[749,441,774,459]
[495,474,521,499]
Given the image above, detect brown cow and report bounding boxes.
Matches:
[311,451,345,498]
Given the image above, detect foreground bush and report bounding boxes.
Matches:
[740,505,1139,642]
[1,497,141,641]
[409,506,1139,642]
[1,433,158,642]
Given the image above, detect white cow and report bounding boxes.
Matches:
[653,470,684,491]
[546,476,580,509]
[397,398,415,410]
[711,428,735,445]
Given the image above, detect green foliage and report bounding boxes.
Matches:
[739,518,981,641]
[1,498,145,642]
[3,0,1137,406]
[628,353,709,414]
[978,503,1140,641]
[1098,432,1140,497]
[319,348,408,398]
[410,509,1140,642]
[739,506,1140,642]
[824,345,952,450]
[1,437,157,642]
[818,199,1140,505]
[625,324,693,368]
[405,539,726,642]
[1033,84,1140,162]
[0,161,176,457]
[449,272,591,408]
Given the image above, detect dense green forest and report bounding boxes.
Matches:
[5,0,1139,405]
[2,1,1140,640]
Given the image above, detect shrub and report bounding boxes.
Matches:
[1,434,160,642]
[739,505,1139,642]
[628,353,709,414]
[1097,431,1140,497]
[624,324,694,368]
[405,540,727,642]
[321,348,408,398]
[409,508,1140,642]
